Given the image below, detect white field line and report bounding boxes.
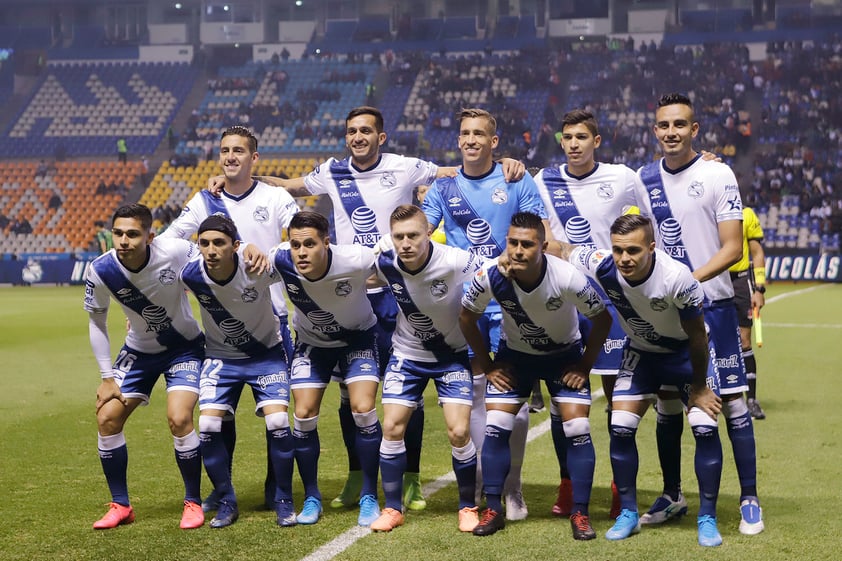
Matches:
[301,284,835,560]
[300,389,604,561]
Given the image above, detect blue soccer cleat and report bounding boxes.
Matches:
[739,497,765,535]
[210,499,239,529]
[202,488,222,513]
[605,509,641,541]
[697,515,723,547]
[296,496,323,525]
[357,494,381,527]
[276,500,297,527]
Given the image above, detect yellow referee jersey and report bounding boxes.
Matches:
[729,207,763,273]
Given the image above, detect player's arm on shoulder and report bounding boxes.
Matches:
[498,157,525,182]
[435,166,458,178]
[261,174,311,197]
[692,219,742,282]
[238,242,269,275]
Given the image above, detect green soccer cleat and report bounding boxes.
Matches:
[403,472,427,511]
[330,470,362,509]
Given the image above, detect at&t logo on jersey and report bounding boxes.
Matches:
[219,317,253,347]
[306,310,341,334]
[564,216,592,244]
[466,218,496,257]
[407,312,440,342]
[625,317,658,343]
[141,305,172,333]
[658,218,686,259]
[518,323,551,346]
[351,206,381,247]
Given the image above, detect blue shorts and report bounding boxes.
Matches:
[290,328,380,389]
[199,345,290,415]
[705,299,747,395]
[467,311,502,358]
[579,304,626,376]
[485,342,590,406]
[113,337,204,404]
[612,342,721,405]
[367,289,397,374]
[381,353,473,407]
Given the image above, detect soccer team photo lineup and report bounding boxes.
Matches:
[1,3,841,559]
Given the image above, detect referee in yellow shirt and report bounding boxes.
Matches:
[729,207,767,419]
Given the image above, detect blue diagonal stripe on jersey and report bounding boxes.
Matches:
[486,260,571,353]
[377,248,458,362]
[540,167,595,246]
[181,260,270,356]
[330,159,380,247]
[199,190,242,241]
[273,249,362,342]
[93,253,190,349]
[594,255,688,352]
[639,162,693,271]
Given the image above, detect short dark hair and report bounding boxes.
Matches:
[562,109,599,137]
[657,93,693,111]
[346,106,384,133]
[389,204,426,226]
[510,211,545,242]
[289,211,330,238]
[610,214,655,244]
[221,125,258,152]
[198,214,239,242]
[112,203,153,232]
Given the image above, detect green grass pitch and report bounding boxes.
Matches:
[0,282,840,560]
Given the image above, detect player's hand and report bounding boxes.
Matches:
[207,175,225,196]
[700,150,722,163]
[561,367,588,390]
[486,363,515,392]
[469,354,493,377]
[500,158,526,182]
[688,386,722,419]
[96,378,127,413]
[496,252,512,278]
[751,289,765,310]
[242,243,268,275]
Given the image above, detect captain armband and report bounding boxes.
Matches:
[752,266,766,287]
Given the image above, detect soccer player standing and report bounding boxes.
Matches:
[634,93,763,534]
[566,214,725,547]
[180,215,295,528]
[85,203,206,530]
[369,204,484,532]
[161,125,299,511]
[422,108,549,521]
[460,212,611,539]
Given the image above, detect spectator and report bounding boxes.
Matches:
[35,160,50,179]
[95,178,108,196]
[94,220,112,254]
[10,216,33,235]
[140,156,150,187]
[48,190,63,210]
[117,137,128,164]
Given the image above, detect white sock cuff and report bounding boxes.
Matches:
[380,438,405,456]
[611,409,642,429]
[687,407,718,428]
[199,415,223,434]
[293,414,319,432]
[352,409,379,428]
[656,397,685,416]
[265,412,290,431]
[562,417,591,437]
[486,409,516,431]
[98,432,126,450]
[452,440,476,461]
[722,397,748,419]
[173,430,199,451]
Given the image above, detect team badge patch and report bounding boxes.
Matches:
[380,171,397,187]
[430,280,448,297]
[253,206,269,223]
[597,183,614,200]
[687,181,704,198]
[335,280,352,297]
[491,188,508,204]
[649,297,668,311]
[546,297,563,311]
[159,268,176,285]
[241,287,258,303]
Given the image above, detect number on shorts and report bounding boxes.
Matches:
[620,348,640,372]
[201,358,224,380]
[114,350,138,373]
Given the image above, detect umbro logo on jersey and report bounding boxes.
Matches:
[339,179,351,186]
[553,188,569,199]
[117,288,132,296]
[391,283,404,294]
[197,294,212,304]
[286,283,299,294]
[649,188,662,198]
[448,196,462,206]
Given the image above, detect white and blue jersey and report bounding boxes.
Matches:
[180,254,282,360]
[462,254,605,355]
[160,180,299,319]
[635,155,746,392]
[304,153,438,247]
[84,238,202,354]
[569,247,705,354]
[375,239,485,363]
[270,243,378,348]
[535,162,641,375]
[422,163,547,259]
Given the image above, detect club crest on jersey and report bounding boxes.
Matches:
[335,280,352,297]
[159,268,176,285]
[430,280,448,297]
[687,181,704,198]
[241,287,258,303]
[380,171,397,187]
[597,183,614,200]
[546,297,563,311]
[491,188,508,204]
[253,205,269,223]
[649,297,668,311]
